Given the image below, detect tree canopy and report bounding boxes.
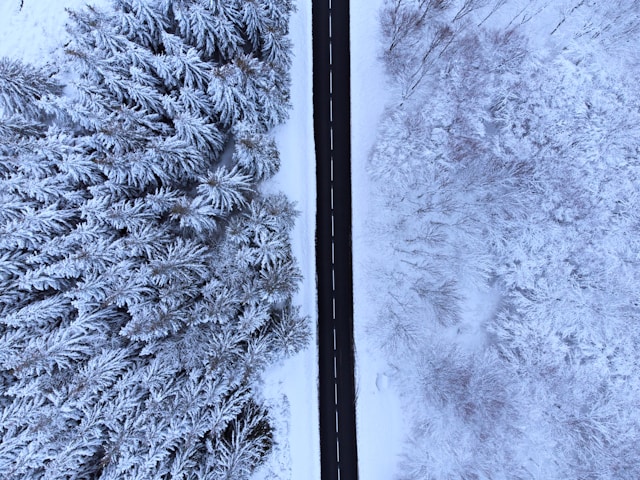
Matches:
[0,1,306,478]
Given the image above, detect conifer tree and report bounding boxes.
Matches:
[0,0,304,478]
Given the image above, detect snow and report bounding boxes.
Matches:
[350,1,408,479]
[251,0,320,478]
[350,2,640,478]
[0,0,102,64]
[445,281,502,352]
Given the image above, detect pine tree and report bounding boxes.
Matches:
[0,0,305,478]
[0,58,61,119]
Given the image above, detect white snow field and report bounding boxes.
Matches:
[0,0,104,63]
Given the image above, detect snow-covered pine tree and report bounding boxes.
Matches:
[0,0,305,478]
[232,123,281,181]
[0,58,61,119]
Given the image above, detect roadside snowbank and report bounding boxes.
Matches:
[351,2,408,479]
[252,1,319,478]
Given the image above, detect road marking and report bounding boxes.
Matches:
[328,2,344,477]
[329,157,333,183]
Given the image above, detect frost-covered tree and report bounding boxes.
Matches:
[0,58,61,119]
[0,1,305,478]
[366,1,640,478]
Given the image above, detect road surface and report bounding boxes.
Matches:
[313,0,359,479]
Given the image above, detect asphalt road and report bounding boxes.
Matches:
[312,1,359,479]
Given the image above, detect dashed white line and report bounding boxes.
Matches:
[328,1,343,475]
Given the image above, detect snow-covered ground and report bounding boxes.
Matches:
[351,2,407,479]
[0,2,318,479]
[253,0,320,478]
[0,0,100,64]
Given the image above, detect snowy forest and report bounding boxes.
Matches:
[0,0,308,478]
[365,0,640,478]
